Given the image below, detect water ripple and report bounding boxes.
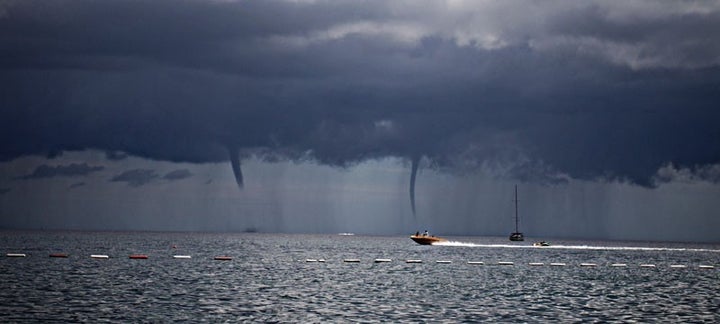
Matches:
[1,232,719,322]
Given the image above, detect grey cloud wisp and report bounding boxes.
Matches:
[18,163,105,180]
[110,169,159,187]
[2,0,719,206]
[163,169,193,181]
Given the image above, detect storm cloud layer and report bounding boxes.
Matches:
[2,0,719,190]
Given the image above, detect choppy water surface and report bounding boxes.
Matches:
[1,231,719,322]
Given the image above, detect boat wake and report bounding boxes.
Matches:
[433,241,486,247]
[433,241,720,253]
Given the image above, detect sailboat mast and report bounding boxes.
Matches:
[514,185,519,233]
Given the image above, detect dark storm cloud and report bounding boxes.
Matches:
[110,169,159,187]
[163,169,193,181]
[18,163,104,179]
[1,0,719,187]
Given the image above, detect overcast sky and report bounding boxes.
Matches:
[1,0,719,242]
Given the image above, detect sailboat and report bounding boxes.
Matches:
[509,185,524,241]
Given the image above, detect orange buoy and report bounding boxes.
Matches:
[129,254,149,259]
[49,253,69,258]
[214,256,232,261]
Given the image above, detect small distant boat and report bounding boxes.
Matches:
[410,231,447,245]
[533,241,550,247]
[338,232,355,236]
[509,185,524,241]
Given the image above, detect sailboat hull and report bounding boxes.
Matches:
[509,232,524,241]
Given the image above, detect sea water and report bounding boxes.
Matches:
[1,231,718,322]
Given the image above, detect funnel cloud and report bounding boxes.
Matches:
[409,155,421,217]
[228,147,244,189]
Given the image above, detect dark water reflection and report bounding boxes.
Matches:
[1,232,718,322]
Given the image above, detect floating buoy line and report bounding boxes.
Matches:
[2,252,717,270]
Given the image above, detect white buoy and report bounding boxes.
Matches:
[343,259,360,263]
[698,265,715,269]
[610,263,627,267]
[406,259,422,263]
[580,263,597,267]
[374,258,392,263]
[6,253,26,257]
[670,264,686,268]
[90,254,109,259]
[436,260,452,264]
[467,261,484,265]
[173,255,191,259]
[318,259,326,262]
[550,262,566,266]
[305,259,318,262]
[528,262,544,266]
[497,261,514,266]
